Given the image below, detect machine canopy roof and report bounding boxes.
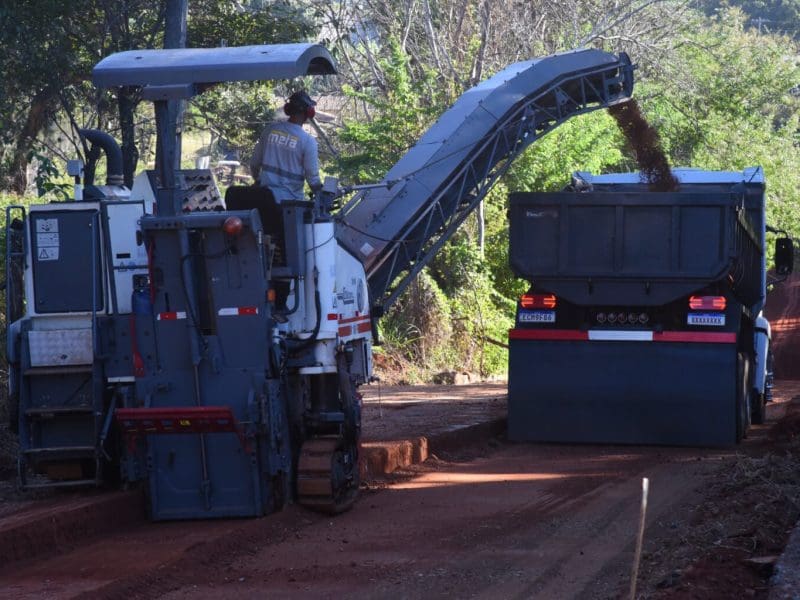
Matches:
[92,43,336,89]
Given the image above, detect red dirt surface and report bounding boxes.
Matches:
[1,385,799,599]
[609,100,679,192]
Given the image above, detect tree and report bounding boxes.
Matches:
[0,1,167,192]
[0,1,86,192]
[0,0,315,194]
[185,0,316,161]
[697,0,800,38]
[638,8,800,233]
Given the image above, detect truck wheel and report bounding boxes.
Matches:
[751,390,766,425]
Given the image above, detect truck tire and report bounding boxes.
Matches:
[751,390,766,425]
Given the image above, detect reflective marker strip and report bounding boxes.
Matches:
[509,329,737,344]
[218,307,259,316]
[653,331,737,344]
[588,330,653,341]
[157,311,187,321]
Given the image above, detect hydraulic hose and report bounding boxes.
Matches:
[79,129,124,186]
[287,273,322,355]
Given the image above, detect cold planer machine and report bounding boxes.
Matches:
[7,44,634,519]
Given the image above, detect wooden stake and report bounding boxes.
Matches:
[630,477,650,600]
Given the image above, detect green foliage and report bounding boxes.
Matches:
[698,0,800,38]
[379,271,455,381]
[27,150,71,200]
[188,0,313,47]
[336,39,446,183]
[506,112,626,192]
[188,83,277,159]
[639,8,800,238]
[429,233,516,376]
[185,1,316,160]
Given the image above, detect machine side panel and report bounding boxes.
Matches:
[134,217,278,519]
[29,209,104,314]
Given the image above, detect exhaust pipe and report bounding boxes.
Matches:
[79,129,124,186]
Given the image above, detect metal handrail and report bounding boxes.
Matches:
[5,205,27,329]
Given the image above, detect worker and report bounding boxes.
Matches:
[250,90,322,202]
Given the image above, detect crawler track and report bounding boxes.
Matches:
[296,436,359,514]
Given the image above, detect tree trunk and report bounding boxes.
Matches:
[9,87,58,194]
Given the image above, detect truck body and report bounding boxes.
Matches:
[507,169,785,446]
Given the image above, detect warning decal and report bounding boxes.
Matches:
[35,217,61,262]
[35,218,58,233]
[37,232,59,247]
[37,247,59,261]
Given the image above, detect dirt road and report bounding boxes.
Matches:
[2,382,799,600]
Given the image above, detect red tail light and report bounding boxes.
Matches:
[520,294,557,309]
[689,296,726,311]
[223,216,243,236]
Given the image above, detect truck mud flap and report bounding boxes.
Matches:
[507,339,738,447]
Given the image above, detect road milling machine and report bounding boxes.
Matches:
[6,43,633,519]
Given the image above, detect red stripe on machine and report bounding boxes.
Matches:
[339,325,353,337]
[157,311,187,321]
[509,329,737,344]
[356,322,372,333]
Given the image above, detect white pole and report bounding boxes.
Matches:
[629,477,649,600]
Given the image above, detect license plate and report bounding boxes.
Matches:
[687,312,725,327]
[519,310,556,323]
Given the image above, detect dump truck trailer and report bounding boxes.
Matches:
[507,168,792,446]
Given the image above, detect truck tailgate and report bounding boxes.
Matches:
[509,191,761,306]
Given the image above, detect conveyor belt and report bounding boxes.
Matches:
[336,48,634,314]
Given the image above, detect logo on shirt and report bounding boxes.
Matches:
[267,129,299,149]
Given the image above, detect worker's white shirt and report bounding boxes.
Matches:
[251,121,321,202]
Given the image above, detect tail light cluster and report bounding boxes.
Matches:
[520,294,557,309]
[688,296,726,311]
[596,311,649,325]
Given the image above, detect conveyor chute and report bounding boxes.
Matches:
[336,48,633,314]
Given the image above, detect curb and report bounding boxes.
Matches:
[0,490,144,565]
[360,417,506,478]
